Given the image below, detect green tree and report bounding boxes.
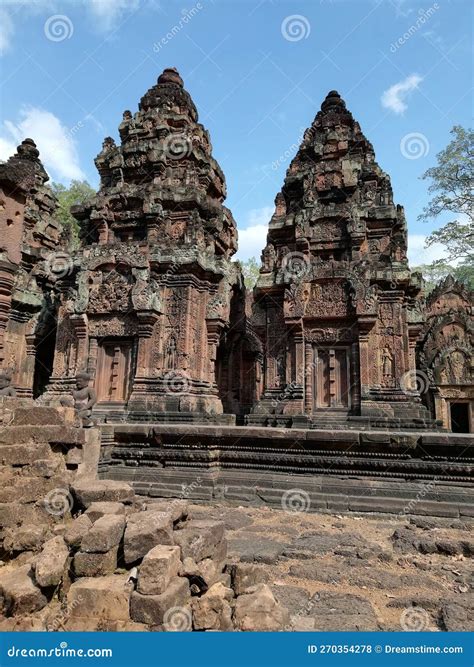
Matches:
[413,262,474,293]
[418,125,473,265]
[51,180,95,248]
[239,257,260,290]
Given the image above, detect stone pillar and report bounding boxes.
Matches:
[304,342,312,414]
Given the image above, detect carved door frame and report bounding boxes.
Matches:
[95,337,135,404]
[312,344,351,413]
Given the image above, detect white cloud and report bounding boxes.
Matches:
[407,233,448,266]
[235,206,273,262]
[0,106,85,182]
[87,0,140,32]
[381,74,422,114]
[0,8,14,55]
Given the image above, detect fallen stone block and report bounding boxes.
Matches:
[85,502,126,523]
[64,514,93,548]
[147,500,188,523]
[130,576,190,626]
[137,545,181,596]
[228,562,269,595]
[173,520,225,562]
[3,525,47,553]
[71,479,134,509]
[0,565,48,616]
[233,584,289,631]
[67,575,132,621]
[81,515,125,553]
[34,536,69,588]
[74,547,118,577]
[192,582,233,630]
[124,510,173,565]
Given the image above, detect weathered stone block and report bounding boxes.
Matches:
[233,584,289,631]
[229,562,269,595]
[34,536,69,588]
[0,565,48,616]
[81,514,125,553]
[85,502,126,523]
[137,545,181,595]
[3,524,47,553]
[130,576,190,626]
[68,575,132,621]
[123,510,173,565]
[73,547,118,577]
[173,520,225,562]
[64,514,93,548]
[192,582,233,630]
[71,479,134,509]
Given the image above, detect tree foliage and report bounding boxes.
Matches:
[412,262,474,293]
[51,180,95,249]
[418,126,473,264]
[239,257,260,290]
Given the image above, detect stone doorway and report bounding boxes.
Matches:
[95,339,134,403]
[312,346,351,412]
[450,402,470,433]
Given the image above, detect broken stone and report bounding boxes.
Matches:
[130,576,190,626]
[71,480,134,509]
[124,510,174,565]
[441,601,473,631]
[68,575,132,621]
[73,547,118,577]
[34,536,69,588]
[64,514,93,548]
[81,514,125,553]
[0,565,48,616]
[3,525,46,553]
[85,502,126,523]
[173,520,225,563]
[137,545,181,595]
[233,584,289,631]
[192,582,233,630]
[228,562,269,595]
[147,500,188,523]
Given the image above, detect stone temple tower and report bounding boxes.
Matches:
[45,68,242,422]
[249,90,433,428]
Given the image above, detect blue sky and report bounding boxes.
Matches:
[0,0,472,265]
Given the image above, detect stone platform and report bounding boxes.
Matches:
[100,424,474,519]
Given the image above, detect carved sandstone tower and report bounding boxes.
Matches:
[250,90,432,427]
[46,68,241,422]
[0,139,60,397]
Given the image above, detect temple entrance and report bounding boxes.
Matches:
[450,402,470,433]
[312,346,351,411]
[95,339,134,403]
